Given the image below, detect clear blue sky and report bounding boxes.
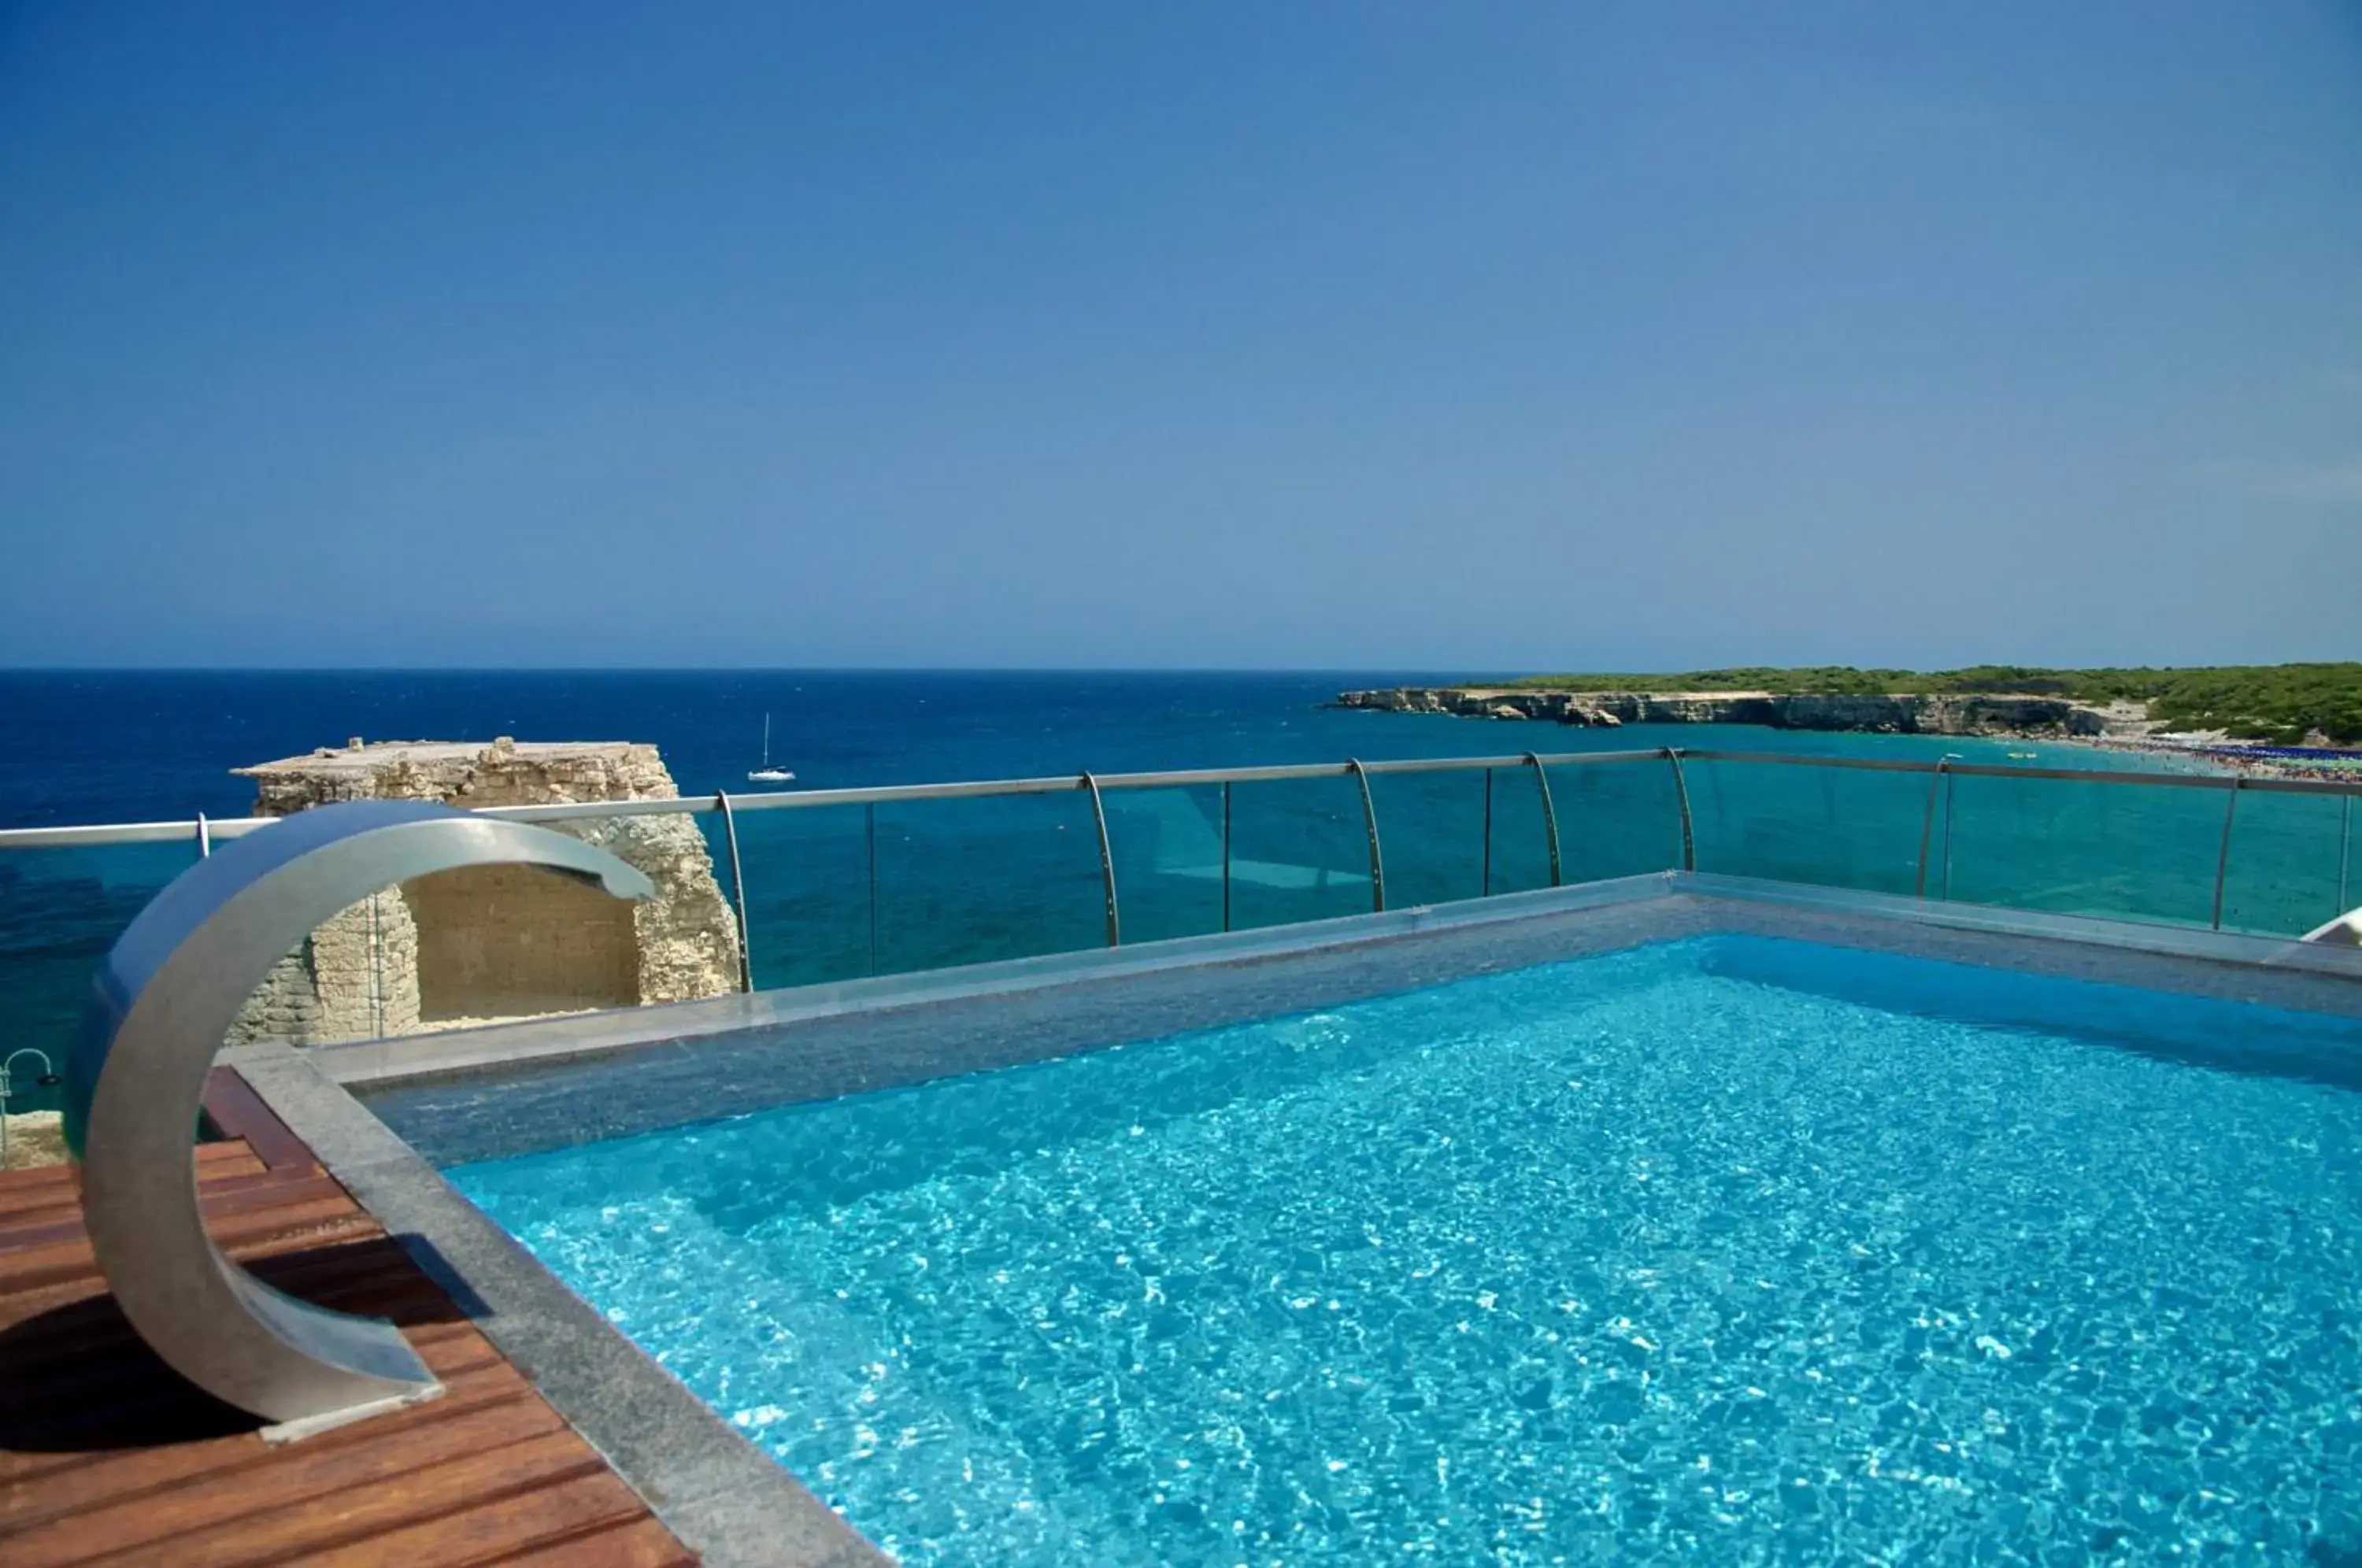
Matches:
[2,2,2356,671]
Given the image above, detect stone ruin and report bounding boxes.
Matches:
[226,738,743,1047]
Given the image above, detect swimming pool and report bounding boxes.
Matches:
[441,926,2362,1565]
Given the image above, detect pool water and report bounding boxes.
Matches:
[450,936,2362,1565]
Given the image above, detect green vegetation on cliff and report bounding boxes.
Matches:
[1481,665,2362,745]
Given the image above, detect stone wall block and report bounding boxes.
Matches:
[225,738,742,1045]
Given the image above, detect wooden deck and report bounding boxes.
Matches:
[0,1070,698,1567]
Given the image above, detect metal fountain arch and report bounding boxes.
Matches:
[68,801,653,1431]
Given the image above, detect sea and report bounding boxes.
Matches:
[0,668,2074,829]
[0,671,2349,1115]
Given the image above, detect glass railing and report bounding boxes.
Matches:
[0,749,2355,1078]
[0,837,195,1116]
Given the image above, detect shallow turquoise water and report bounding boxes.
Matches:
[451,937,2362,1564]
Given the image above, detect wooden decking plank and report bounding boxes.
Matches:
[0,1318,502,1475]
[112,1429,603,1568]
[1,1170,355,1255]
[200,1067,318,1173]
[1,1401,573,1566]
[0,1322,508,1492]
[1,1356,531,1529]
[0,1218,404,1328]
[0,1196,376,1301]
[478,1514,701,1568]
[0,1168,76,1215]
[0,1142,267,1219]
[0,1064,699,1568]
[301,1466,659,1568]
[0,1279,472,1426]
[0,1176,352,1266]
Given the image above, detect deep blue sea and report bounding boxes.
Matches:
[0,668,2058,830]
[0,671,2349,1112]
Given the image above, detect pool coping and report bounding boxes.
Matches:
[228,873,2362,1567]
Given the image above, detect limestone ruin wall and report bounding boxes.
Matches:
[226,738,743,1047]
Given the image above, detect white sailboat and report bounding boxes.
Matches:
[747,712,795,783]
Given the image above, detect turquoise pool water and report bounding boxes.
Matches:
[450,937,2362,1564]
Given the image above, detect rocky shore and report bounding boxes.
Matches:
[2086,734,2362,783]
[1336,686,2148,738]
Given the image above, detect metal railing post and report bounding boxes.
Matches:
[194,814,211,860]
[1079,772,1121,947]
[1481,767,1494,897]
[865,801,879,977]
[1221,782,1233,933]
[1664,749,1697,872]
[1913,757,1954,899]
[715,791,754,992]
[1345,759,1386,912]
[2211,777,2244,931]
[1523,753,1563,887]
[2342,796,2353,919]
[1941,767,1957,900]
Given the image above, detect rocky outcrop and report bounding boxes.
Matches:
[1337,687,2134,738]
[228,738,742,1047]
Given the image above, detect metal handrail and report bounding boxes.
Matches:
[10,745,2362,962]
[714,792,754,992]
[0,749,1699,850]
[1079,772,1122,947]
[1344,759,1386,913]
[2343,797,2354,916]
[8,745,2356,852]
[2212,778,2245,931]
[1523,753,1564,888]
[1663,749,1697,873]
[1912,758,1953,900]
[1674,749,2362,796]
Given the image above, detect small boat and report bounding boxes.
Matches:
[747,713,796,783]
[2007,751,2038,760]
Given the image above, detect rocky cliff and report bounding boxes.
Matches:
[1337,687,2138,738]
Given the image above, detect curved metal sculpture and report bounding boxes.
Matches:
[68,801,654,1429]
[2305,908,2362,947]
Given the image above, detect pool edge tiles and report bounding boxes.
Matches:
[439,935,2362,1559]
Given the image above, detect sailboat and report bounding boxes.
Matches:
[747,712,796,783]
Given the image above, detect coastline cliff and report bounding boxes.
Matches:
[1335,687,2146,738]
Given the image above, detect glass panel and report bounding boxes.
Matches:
[713,804,872,989]
[1683,759,1930,897]
[872,791,1108,974]
[1940,772,2228,926]
[1485,765,1554,896]
[2219,789,2355,937]
[1100,784,1227,945]
[1364,769,1487,909]
[0,839,194,1115]
[1544,759,1684,884]
[1223,775,1375,932]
